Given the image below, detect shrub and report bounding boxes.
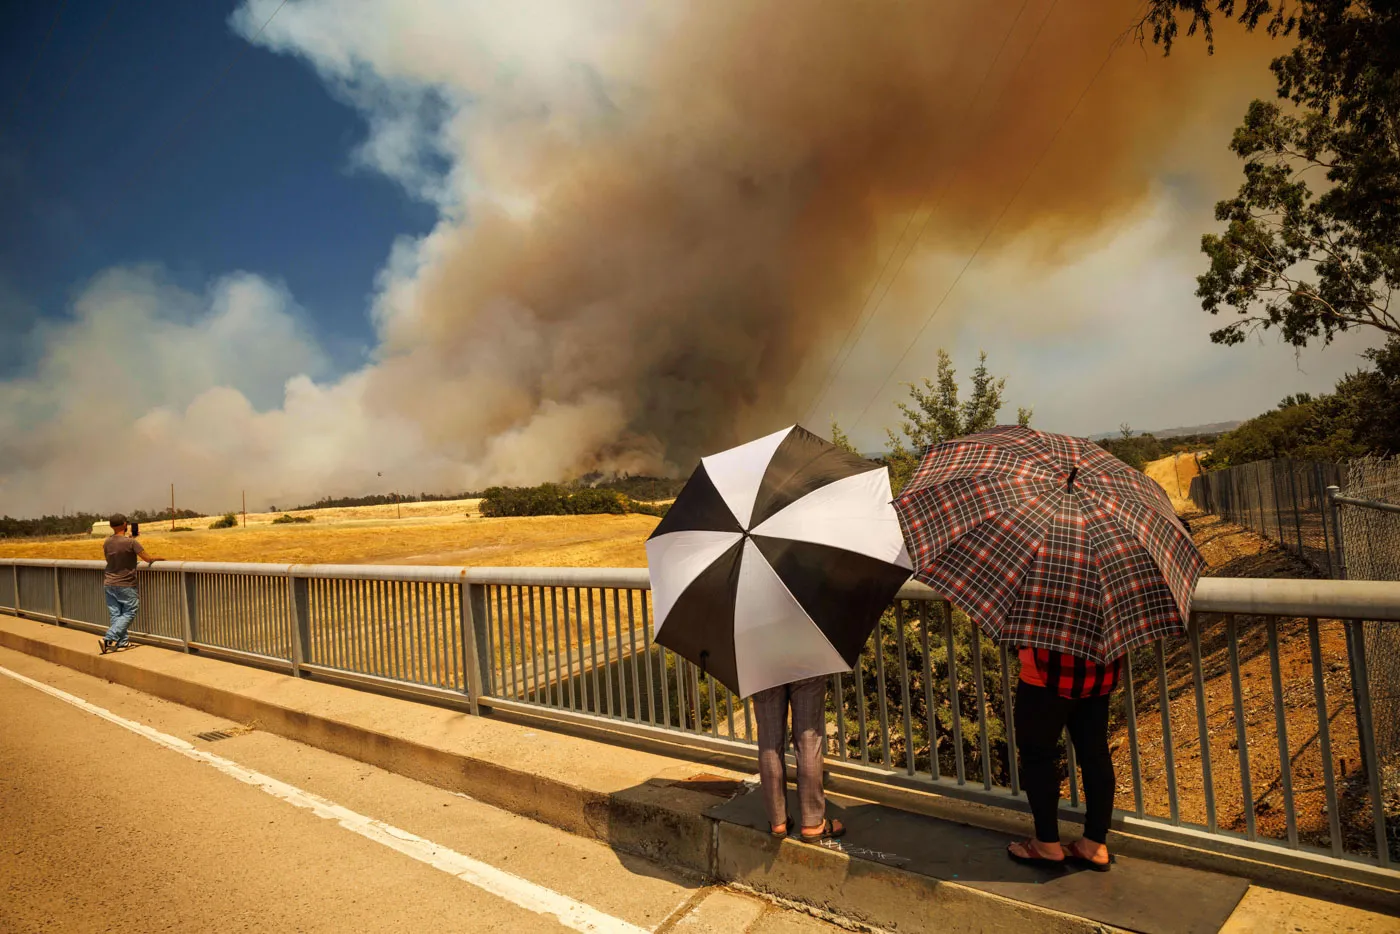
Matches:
[479,484,569,517]
[478,484,669,518]
[271,513,313,524]
[209,513,238,529]
[630,501,671,518]
[1201,339,1400,469]
[171,526,194,533]
[1095,429,1164,472]
[562,488,628,515]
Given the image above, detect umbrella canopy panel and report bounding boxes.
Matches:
[647,425,911,698]
[895,425,1204,663]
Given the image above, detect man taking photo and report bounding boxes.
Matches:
[101,515,164,654]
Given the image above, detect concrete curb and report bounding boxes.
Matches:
[2,621,1120,934]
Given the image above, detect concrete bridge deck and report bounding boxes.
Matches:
[2,612,1396,933]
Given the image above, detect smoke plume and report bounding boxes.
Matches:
[0,1,1279,515]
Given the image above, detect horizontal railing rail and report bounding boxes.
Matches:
[2,557,1397,887]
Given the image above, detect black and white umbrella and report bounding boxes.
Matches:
[646,425,912,698]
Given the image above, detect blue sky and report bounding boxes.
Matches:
[0,0,434,375]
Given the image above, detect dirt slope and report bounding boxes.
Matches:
[1126,456,1388,858]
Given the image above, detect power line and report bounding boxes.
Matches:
[47,0,122,113]
[83,0,290,236]
[818,0,1063,429]
[801,0,1033,426]
[849,11,1140,434]
[1,0,71,141]
[17,0,123,167]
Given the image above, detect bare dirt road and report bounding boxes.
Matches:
[0,648,836,934]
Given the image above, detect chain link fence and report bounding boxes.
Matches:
[1188,459,1347,575]
[1340,460,1400,768]
[1189,456,1400,768]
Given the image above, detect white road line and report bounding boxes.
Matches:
[0,664,650,934]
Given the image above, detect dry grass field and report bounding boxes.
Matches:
[1,511,659,567]
[84,497,487,534]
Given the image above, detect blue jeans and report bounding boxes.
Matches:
[104,586,140,643]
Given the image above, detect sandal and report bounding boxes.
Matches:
[1007,840,1066,870]
[798,818,846,842]
[1066,842,1112,872]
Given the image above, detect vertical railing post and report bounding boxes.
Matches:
[288,575,310,677]
[459,579,488,714]
[1344,619,1391,866]
[52,566,63,625]
[181,571,199,650]
[11,564,18,613]
[1327,485,1389,864]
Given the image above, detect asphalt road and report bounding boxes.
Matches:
[0,647,836,934]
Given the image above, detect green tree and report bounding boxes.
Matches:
[883,350,1032,493]
[1141,1,1400,347]
[1346,339,1400,455]
[825,352,1032,786]
[1201,341,1400,466]
[829,419,859,455]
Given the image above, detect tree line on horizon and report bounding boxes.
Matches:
[0,508,203,540]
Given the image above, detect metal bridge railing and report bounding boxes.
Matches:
[2,558,1397,887]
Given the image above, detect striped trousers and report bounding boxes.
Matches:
[752,675,828,830]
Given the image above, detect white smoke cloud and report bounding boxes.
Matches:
[0,268,362,514]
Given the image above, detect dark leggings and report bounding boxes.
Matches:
[1014,680,1115,844]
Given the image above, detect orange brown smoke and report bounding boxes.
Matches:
[335,2,1279,482]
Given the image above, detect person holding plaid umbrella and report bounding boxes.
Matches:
[892,426,1203,872]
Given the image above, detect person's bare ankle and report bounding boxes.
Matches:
[1074,839,1108,862]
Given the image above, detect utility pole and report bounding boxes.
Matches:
[242,490,247,527]
[171,484,176,532]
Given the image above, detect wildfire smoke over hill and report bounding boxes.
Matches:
[0,1,1278,515]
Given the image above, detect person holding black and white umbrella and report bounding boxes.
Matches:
[646,425,912,841]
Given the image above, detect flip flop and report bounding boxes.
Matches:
[1007,840,1066,870]
[798,819,846,842]
[1066,850,1113,873]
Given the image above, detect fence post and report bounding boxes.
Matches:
[288,576,310,677]
[1248,464,1260,529]
[181,571,198,651]
[1269,462,1288,547]
[459,580,490,714]
[11,564,18,614]
[52,566,62,626]
[1287,461,1306,557]
[1318,466,1336,577]
[1326,486,1348,580]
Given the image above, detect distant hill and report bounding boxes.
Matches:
[1089,420,1240,441]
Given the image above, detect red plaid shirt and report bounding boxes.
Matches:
[1018,647,1121,699]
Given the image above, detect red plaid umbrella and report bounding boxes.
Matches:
[892,426,1204,663]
